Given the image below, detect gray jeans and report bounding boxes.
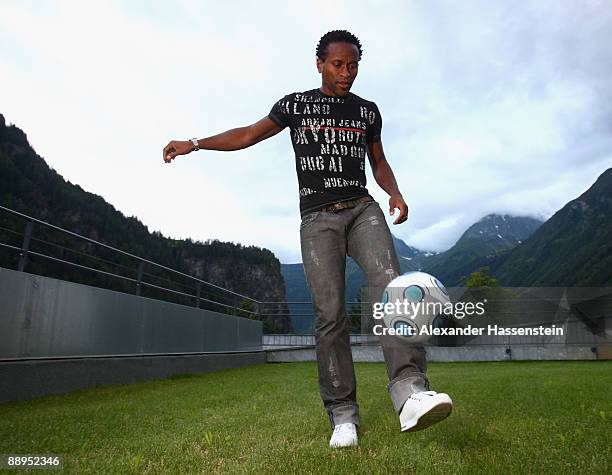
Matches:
[300,198,430,429]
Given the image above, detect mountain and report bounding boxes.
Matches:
[492,168,612,286]
[281,213,544,320]
[0,113,292,332]
[393,235,437,273]
[422,214,543,286]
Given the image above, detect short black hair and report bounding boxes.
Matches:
[316,30,363,61]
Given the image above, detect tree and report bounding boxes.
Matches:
[460,266,498,288]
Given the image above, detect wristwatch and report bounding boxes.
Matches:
[189,137,200,152]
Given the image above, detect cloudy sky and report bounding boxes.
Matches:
[1,0,610,263]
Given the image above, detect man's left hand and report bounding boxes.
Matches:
[389,194,409,224]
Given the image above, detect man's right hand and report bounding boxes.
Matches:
[163,140,194,163]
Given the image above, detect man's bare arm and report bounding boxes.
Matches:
[366,140,409,224]
[163,116,284,162]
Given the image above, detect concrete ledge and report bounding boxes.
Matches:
[266,347,316,362]
[265,346,386,363]
[263,334,376,346]
[0,351,266,404]
[508,345,597,361]
[266,345,601,363]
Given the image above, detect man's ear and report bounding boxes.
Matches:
[316,57,323,74]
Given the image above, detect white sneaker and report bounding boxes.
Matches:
[399,390,453,432]
[329,423,358,448]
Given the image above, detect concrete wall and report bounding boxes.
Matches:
[264,333,606,362]
[263,334,374,347]
[0,267,262,359]
[266,344,605,363]
[0,267,265,403]
[0,352,266,404]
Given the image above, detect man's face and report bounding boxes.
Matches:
[316,41,359,97]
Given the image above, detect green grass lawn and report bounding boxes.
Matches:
[0,361,610,474]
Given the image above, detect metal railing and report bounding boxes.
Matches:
[0,204,262,315]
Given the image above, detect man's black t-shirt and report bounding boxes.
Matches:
[268,88,382,216]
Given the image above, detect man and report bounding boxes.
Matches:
[163,30,452,448]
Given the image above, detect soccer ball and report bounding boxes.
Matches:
[377,271,451,343]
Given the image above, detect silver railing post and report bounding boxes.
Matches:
[17,221,34,272]
[135,261,145,296]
